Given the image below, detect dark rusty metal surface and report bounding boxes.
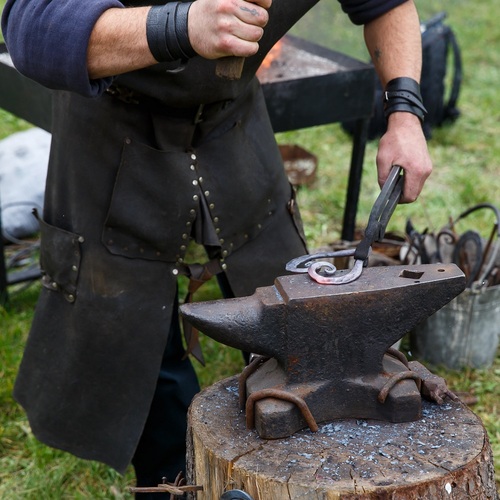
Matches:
[180,264,465,439]
[246,387,319,433]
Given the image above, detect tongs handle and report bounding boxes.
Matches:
[353,165,404,262]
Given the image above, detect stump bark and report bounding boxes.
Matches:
[187,376,498,499]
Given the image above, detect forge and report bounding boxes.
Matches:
[257,34,374,133]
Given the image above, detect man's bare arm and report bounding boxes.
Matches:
[363,0,422,86]
[363,0,432,203]
[87,7,153,79]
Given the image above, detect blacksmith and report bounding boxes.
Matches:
[2,0,432,495]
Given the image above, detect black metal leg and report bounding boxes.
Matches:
[0,211,8,305]
[341,117,370,242]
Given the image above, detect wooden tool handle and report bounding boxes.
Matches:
[215,56,245,80]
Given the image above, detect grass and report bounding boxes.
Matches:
[1,0,500,497]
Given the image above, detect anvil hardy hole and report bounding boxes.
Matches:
[399,269,425,280]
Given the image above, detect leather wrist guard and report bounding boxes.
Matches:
[146,2,197,63]
[384,77,427,123]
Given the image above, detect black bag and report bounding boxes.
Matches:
[343,12,462,140]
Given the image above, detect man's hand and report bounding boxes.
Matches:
[188,0,271,59]
[87,0,271,80]
[376,112,433,203]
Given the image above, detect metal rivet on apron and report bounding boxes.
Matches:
[221,263,227,270]
[66,294,75,303]
[213,217,219,224]
[222,250,228,257]
[190,165,195,171]
[198,177,203,183]
[180,245,187,251]
[204,190,210,197]
[193,195,199,201]
[190,153,196,160]
[78,236,85,243]
[51,281,58,289]
[72,265,78,272]
[219,238,224,244]
[190,209,196,215]
[209,203,215,210]
[192,180,198,186]
[215,228,220,234]
[182,233,188,240]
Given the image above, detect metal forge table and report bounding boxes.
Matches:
[0,36,375,301]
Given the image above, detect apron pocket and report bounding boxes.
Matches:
[102,138,199,262]
[35,209,83,303]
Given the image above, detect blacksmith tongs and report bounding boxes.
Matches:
[286,165,404,284]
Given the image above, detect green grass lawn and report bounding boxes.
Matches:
[1,0,499,497]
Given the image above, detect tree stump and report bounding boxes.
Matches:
[187,376,498,499]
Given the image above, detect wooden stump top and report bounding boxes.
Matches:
[188,376,497,499]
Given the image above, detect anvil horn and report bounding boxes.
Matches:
[179,289,287,359]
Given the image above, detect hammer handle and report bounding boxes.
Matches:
[215,56,245,80]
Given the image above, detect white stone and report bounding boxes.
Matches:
[0,128,51,239]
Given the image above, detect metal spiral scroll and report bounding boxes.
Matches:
[285,248,366,285]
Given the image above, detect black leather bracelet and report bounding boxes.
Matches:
[146,2,196,63]
[174,2,196,58]
[147,5,173,62]
[383,77,427,123]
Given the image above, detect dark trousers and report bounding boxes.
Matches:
[132,295,200,498]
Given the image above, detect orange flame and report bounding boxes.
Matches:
[260,39,284,70]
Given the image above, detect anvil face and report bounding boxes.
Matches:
[180,264,465,437]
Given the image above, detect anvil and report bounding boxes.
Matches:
[180,264,465,439]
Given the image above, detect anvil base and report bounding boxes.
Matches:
[246,353,422,439]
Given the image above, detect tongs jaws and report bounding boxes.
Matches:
[286,165,404,285]
[353,165,404,263]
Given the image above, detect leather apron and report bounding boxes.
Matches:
[13,77,307,472]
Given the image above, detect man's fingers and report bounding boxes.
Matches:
[236,0,270,27]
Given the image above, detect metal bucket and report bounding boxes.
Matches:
[410,284,500,369]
